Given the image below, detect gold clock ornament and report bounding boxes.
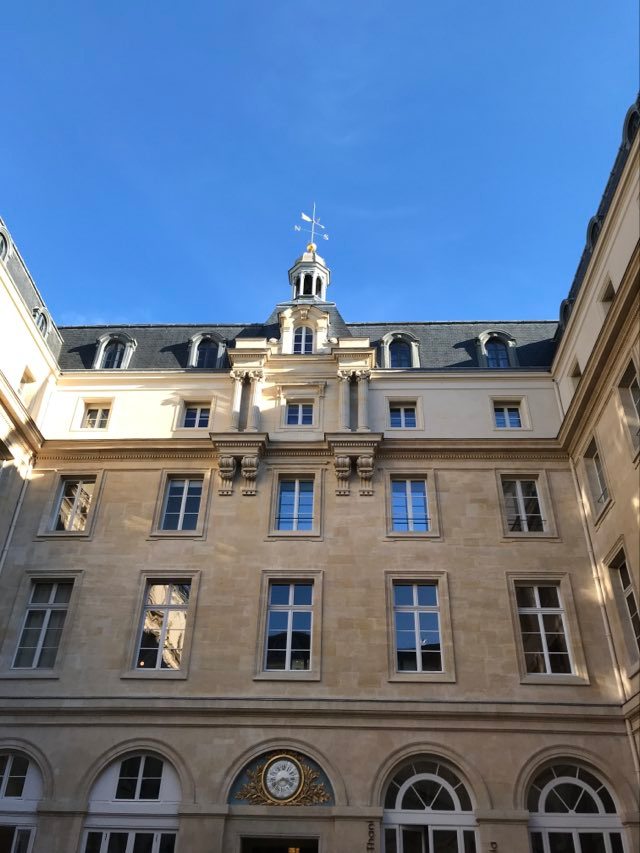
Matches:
[261,754,304,803]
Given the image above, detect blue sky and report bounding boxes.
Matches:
[2,1,637,326]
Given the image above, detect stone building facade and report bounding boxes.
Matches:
[0,99,638,853]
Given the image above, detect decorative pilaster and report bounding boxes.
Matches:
[337,370,352,431]
[246,370,264,432]
[333,455,352,496]
[356,369,371,432]
[229,369,246,431]
[217,456,237,496]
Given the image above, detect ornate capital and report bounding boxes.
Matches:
[247,369,264,382]
[355,369,371,382]
[217,456,237,496]
[337,369,353,382]
[230,368,247,382]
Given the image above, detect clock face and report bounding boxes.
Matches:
[262,756,303,801]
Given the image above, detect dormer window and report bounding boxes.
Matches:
[0,231,8,261]
[293,326,314,354]
[102,340,126,369]
[196,339,217,368]
[390,340,412,368]
[477,331,517,369]
[382,332,419,368]
[93,334,137,370]
[33,309,48,337]
[486,339,509,368]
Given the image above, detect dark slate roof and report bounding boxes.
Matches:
[347,321,557,369]
[57,313,558,371]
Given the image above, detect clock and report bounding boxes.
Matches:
[261,754,304,802]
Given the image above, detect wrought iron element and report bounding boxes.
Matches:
[293,202,329,250]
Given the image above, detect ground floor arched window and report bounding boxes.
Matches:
[528,762,626,853]
[383,756,477,853]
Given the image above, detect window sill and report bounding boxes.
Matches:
[624,660,640,679]
[1,671,60,679]
[500,532,559,541]
[36,530,92,540]
[520,674,589,686]
[254,671,321,682]
[267,530,322,541]
[592,497,614,528]
[389,672,455,683]
[386,531,440,540]
[148,530,206,540]
[121,670,188,680]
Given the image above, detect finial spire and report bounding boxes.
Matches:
[293,202,329,251]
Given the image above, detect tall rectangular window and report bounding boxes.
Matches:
[501,478,545,532]
[286,402,313,425]
[389,404,417,428]
[516,584,572,674]
[13,581,73,669]
[391,479,429,531]
[393,582,441,672]
[265,582,313,671]
[54,477,96,531]
[160,478,203,531]
[83,405,110,429]
[493,403,522,428]
[182,405,210,428]
[584,439,609,511]
[0,827,33,853]
[609,553,640,655]
[276,478,314,531]
[618,361,640,452]
[135,581,191,670]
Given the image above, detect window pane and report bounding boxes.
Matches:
[538,586,560,608]
[390,407,402,427]
[132,834,154,853]
[547,833,576,853]
[507,407,522,427]
[516,586,536,608]
[495,407,507,428]
[417,584,437,607]
[32,583,53,604]
[405,408,417,427]
[394,584,414,606]
[84,833,103,853]
[286,404,299,424]
[293,583,312,606]
[159,836,176,853]
[269,584,290,606]
[107,834,129,853]
[432,829,458,852]
[54,582,73,604]
[184,408,197,427]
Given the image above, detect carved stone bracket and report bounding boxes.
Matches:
[327,434,382,496]
[210,434,268,497]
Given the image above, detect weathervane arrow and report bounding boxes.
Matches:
[293,202,329,248]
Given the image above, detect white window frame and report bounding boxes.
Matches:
[617,359,640,456]
[515,583,574,676]
[497,473,555,537]
[388,402,418,429]
[133,581,192,672]
[0,825,35,853]
[12,580,74,670]
[263,581,314,673]
[52,477,96,532]
[276,478,314,531]
[293,326,314,354]
[81,830,176,853]
[285,401,314,427]
[385,471,440,539]
[82,405,111,430]
[255,570,323,681]
[93,334,136,370]
[181,403,211,429]
[584,438,611,519]
[392,582,442,674]
[492,401,524,429]
[160,477,203,531]
[37,473,104,538]
[607,547,640,671]
[151,471,211,539]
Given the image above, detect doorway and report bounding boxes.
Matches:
[241,840,319,853]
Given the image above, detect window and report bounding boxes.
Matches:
[383,757,477,853]
[485,338,509,368]
[609,551,640,658]
[393,583,441,673]
[101,340,126,369]
[182,405,210,428]
[293,326,313,354]
[618,361,640,452]
[264,581,313,671]
[286,402,313,426]
[160,477,203,531]
[389,404,417,428]
[0,826,33,853]
[389,340,412,368]
[584,439,610,514]
[391,479,429,532]
[528,763,624,853]
[0,755,29,798]
[53,477,96,532]
[83,831,175,853]
[135,581,191,670]
[501,477,545,533]
[494,402,522,428]
[196,339,217,368]
[33,310,47,336]
[83,405,110,429]
[0,232,7,260]
[13,581,73,669]
[516,584,572,674]
[115,755,164,800]
[276,478,314,531]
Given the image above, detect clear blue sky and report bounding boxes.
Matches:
[3,1,638,326]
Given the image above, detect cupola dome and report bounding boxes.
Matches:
[288,243,331,301]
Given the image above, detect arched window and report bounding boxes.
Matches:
[33,310,48,337]
[383,757,477,852]
[101,340,126,369]
[528,763,625,853]
[0,751,43,852]
[293,326,313,354]
[81,752,181,853]
[390,340,412,368]
[303,274,314,296]
[0,232,7,261]
[196,338,217,368]
[315,276,323,296]
[486,338,510,369]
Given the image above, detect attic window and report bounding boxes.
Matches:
[389,340,412,368]
[102,340,126,369]
[486,339,510,369]
[0,233,7,260]
[196,339,217,368]
[94,334,137,370]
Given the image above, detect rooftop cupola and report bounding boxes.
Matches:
[288,243,331,301]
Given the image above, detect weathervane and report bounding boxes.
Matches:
[294,202,329,250]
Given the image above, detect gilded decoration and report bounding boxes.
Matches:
[234,751,332,806]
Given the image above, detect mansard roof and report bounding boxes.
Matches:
[57,314,558,371]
